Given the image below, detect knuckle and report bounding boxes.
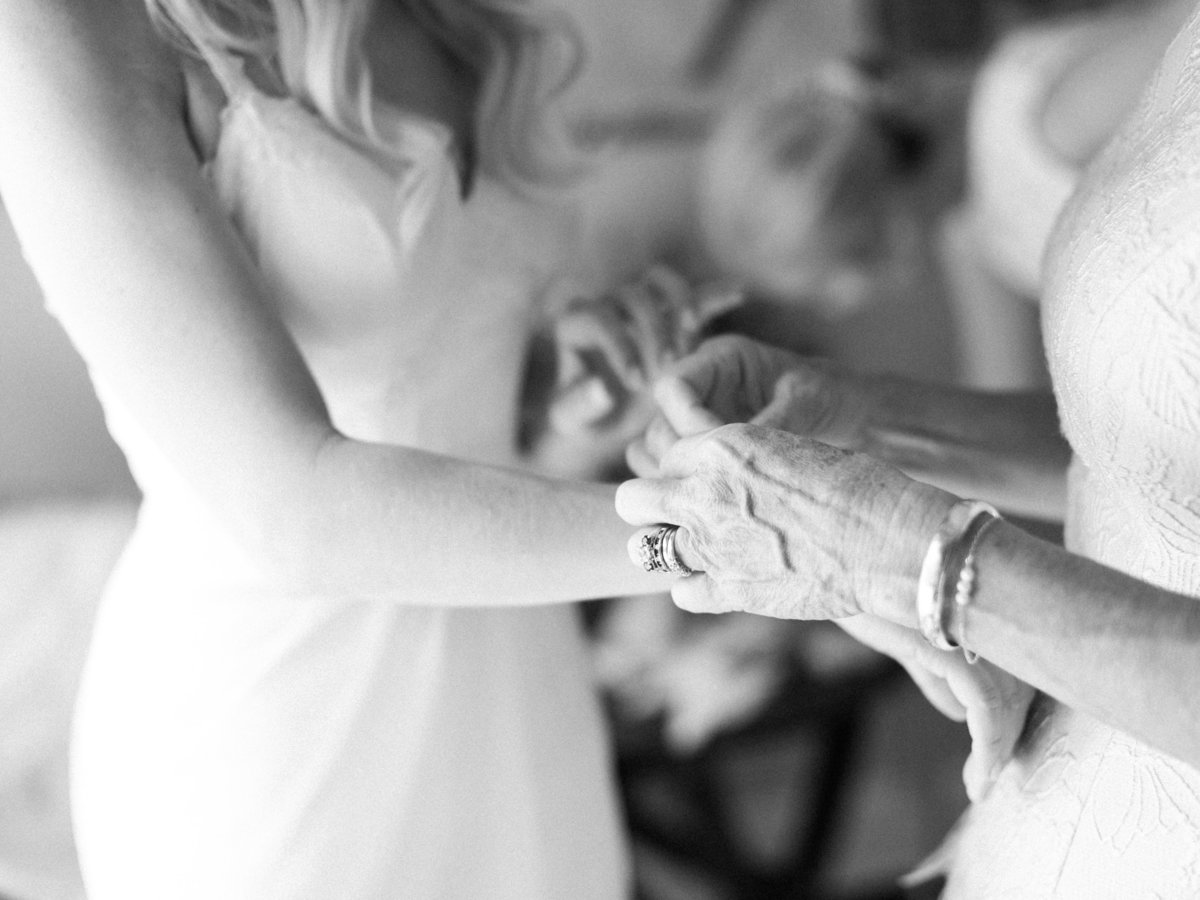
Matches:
[706,421,752,454]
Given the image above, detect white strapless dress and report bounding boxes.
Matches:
[944,5,1200,897]
[68,56,630,899]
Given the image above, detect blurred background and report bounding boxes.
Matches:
[0,0,1144,897]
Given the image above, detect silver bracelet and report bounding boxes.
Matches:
[916,499,1000,658]
[952,511,1001,664]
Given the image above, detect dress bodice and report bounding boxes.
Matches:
[1045,6,1200,589]
[70,49,631,900]
[99,57,596,578]
[202,70,576,464]
[945,6,1200,896]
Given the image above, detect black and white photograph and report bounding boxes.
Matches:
[1,0,1199,897]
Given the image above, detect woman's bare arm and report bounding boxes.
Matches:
[0,0,667,606]
[898,520,1200,769]
[643,335,1071,521]
[620,417,1200,769]
[860,378,1070,522]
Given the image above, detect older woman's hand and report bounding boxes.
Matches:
[525,268,743,478]
[615,422,956,623]
[836,615,1034,801]
[626,334,879,476]
[618,419,1033,800]
[546,268,743,437]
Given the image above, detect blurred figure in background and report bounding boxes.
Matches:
[699,57,931,319]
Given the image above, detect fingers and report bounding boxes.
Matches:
[615,477,677,529]
[669,523,703,574]
[751,367,835,436]
[904,664,969,722]
[660,334,744,404]
[622,376,716,483]
[671,571,724,613]
[616,424,718,528]
[654,376,724,437]
[614,266,723,377]
[547,374,618,434]
[656,334,803,429]
[640,264,695,353]
[624,525,705,580]
[752,371,807,430]
[692,282,745,328]
[624,413,682,477]
[554,303,642,390]
[615,282,675,376]
[625,438,659,478]
[950,662,1034,802]
[645,411,682,458]
[834,616,968,721]
[832,612,1029,801]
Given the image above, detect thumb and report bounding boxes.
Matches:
[958,664,1032,802]
[654,376,724,436]
[751,369,823,433]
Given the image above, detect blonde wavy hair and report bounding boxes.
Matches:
[145,0,584,189]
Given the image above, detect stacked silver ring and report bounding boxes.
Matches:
[637,525,694,576]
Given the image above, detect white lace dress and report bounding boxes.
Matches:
[67,55,630,900]
[944,5,1200,897]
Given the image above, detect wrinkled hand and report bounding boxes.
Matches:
[627,334,879,476]
[836,615,1034,801]
[619,336,1032,796]
[615,422,955,622]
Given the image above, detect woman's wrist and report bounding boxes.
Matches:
[915,499,1002,659]
[859,477,959,627]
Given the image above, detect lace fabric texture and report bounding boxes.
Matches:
[945,6,1200,897]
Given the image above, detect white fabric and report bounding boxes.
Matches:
[965,17,1091,299]
[0,501,134,900]
[941,15,1100,390]
[69,59,629,900]
[945,5,1200,896]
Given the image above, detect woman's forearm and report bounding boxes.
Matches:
[878,518,1200,767]
[280,437,666,605]
[863,379,1070,521]
[0,0,668,608]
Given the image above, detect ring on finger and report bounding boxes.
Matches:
[637,527,669,574]
[638,525,693,576]
[661,524,694,576]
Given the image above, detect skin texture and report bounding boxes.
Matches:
[619,421,954,621]
[616,333,1200,790]
[617,381,1024,798]
[527,266,742,478]
[628,335,1070,520]
[0,0,675,608]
